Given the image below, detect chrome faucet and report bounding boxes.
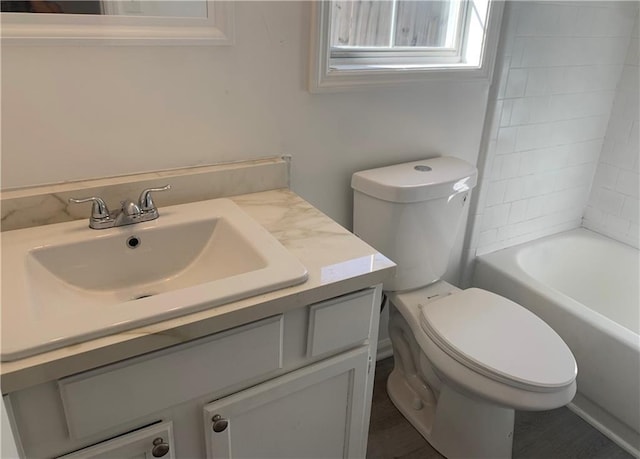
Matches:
[69,185,171,229]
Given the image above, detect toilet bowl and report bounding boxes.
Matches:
[351,157,578,458]
[386,282,576,457]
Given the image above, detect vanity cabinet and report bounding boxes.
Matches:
[4,287,381,459]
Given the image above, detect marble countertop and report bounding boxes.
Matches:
[1,188,395,394]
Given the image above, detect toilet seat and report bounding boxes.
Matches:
[419,288,577,392]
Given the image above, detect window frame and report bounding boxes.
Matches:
[309,0,504,93]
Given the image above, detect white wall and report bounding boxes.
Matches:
[583,13,639,249]
[1,1,490,244]
[465,1,637,264]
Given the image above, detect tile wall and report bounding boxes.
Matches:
[467,1,638,262]
[583,14,639,249]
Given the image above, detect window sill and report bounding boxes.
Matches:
[310,64,493,93]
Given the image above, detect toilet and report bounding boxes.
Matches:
[352,156,577,458]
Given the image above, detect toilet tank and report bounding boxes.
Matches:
[352,157,477,291]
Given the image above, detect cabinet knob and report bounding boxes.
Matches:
[211,414,229,433]
[151,437,170,457]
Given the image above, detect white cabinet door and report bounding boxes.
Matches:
[57,422,174,459]
[203,347,370,459]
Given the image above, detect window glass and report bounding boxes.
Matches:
[330,0,462,51]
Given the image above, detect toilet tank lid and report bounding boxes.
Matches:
[351,156,478,203]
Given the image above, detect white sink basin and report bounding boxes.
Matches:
[1,198,308,361]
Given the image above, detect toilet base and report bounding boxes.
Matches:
[387,366,515,458]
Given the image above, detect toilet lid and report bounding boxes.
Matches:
[419,288,577,391]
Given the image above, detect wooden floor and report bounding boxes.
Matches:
[367,358,633,459]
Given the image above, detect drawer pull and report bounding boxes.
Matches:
[211,414,229,433]
[151,437,170,457]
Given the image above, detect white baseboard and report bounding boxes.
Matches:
[568,394,640,458]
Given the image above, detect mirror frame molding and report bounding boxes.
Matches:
[0,1,233,45]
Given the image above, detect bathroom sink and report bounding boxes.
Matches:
[1,198,308,361]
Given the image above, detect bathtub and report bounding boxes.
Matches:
[472,228,640,456]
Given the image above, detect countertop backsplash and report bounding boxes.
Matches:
[1,157,288,232]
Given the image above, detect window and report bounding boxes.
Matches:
[309,0,503,92]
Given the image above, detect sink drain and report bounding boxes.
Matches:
[126,236,141,249]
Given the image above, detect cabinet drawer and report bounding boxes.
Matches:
[57,421,174,458]
[307,289,375,357]
[59,315,283,439]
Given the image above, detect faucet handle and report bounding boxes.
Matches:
[138,185,171,212]
[68,196,110,219]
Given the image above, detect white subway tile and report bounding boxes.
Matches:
[481,203,511,231]
[488,150,502,179]
[551,116,609,146]
[510,96,551,126]
[571,5,596,37]
[628,223,640,247]
[504,178,524,202]
[500,99,514,127]
[543,67,568,94]
[489,100,503,141]
[556,163,597,190]
[515,124,554,151]
[587,36,631,65]
[565,140,603,165]
[549,92,615,120]
[626,31,639,65]
[516,3,565,37]
[629,120,639,153]
[500,153,521,179]
[621,67,640,97]
[496,127,517,155]
[592,163,620,190]
[521,37,627,68]
[519,147,567,176]
[504,69,528,98]
[518,150,538,176]
[622,197,640,223]
[583,206,605,227]
[563,65,623,92]
[486,180,507,206]
[525,68,552,97]
[497,225,517,241]
[604,213,631,234]
[508,200,528,224]
[594,188,625,214]
[477,229,498,247]
[616,170,640,198]
[525,196,546,220]
[496,59,511,100]
[604,139,638,169]
[520,37,561,67]
[508,37,526,69]
[585,4,636,38]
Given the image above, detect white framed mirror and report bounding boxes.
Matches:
[0,1,233,45]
